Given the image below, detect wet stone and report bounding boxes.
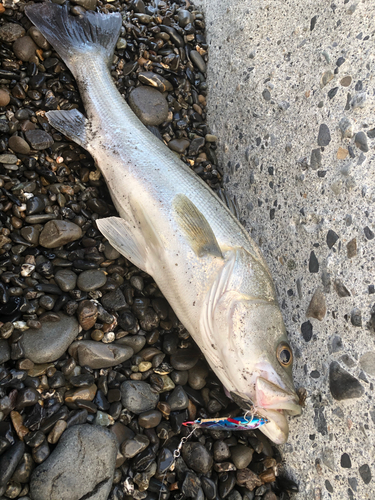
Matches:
[20,313,79,363]
[26,196,45,215]
[182,471,201,497]
[121,381,159,414]
[54,269,77,292]
[219,472,236,498]
[230,445,253,469]
[13,36,38,62]
[213,440,231,462]
[30,425,117,500]
[329,362,364,400]
[138,410,162,428]
[25,129,53,149]
[39,220,82,248]
[201,477,216,500]
[16,387,39,410]
[168,138,190,153]
[0,339,10,364]
[101,288,126,311]
[116,335,146,354]
[121,434,149,459]
[317,124,331,146]
[170,349,199,370]
[69,340,133,369]
[0,441,25,487]
[0,153,17,164]
[182,442,213,474]
[166,385,189,411]
[0,23,26,42]
[77,300,98,330]
[77,270,107,292]
[128,86,168,126]
[190,50,206,73]
[11,452,34,483]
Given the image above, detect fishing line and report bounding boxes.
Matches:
[158,427,197,500]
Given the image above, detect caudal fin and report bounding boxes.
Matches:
[25,2,122,71]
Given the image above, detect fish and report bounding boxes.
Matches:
[25,2,302,444]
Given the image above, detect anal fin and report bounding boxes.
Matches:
[96,217,148,272]
[173,194,223,259]
[46,109,89,149]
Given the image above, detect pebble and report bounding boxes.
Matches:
[358,464,371,484]
[128,86,169,126]
[230,445,253,469]
[306,288,326,321]
[182,471,201,497]
[47,420,67,444]
[24,129,54,150]
[138,72,173,92]
[101,288,126,311]
[190,50,207,73]
[120,380,159,414]
[168,138,190,153]
[309,251,319,273]
[0,89,10,107]
[0,441,25,487]
[329,362,364,400]
[121,434,149,459]
[188,361,209,389]
[54,269,77,292]
[317,124,331,146]
[138,410,162,428]
[0,339,10,364]
[167,385,189,411]
[170,349,199,370]
[12,452,34,483]
[213,440,231,462]
[39,220,82,248]
[354,131,368,152]
[20,313,79,363]
[69,340,133,369]
[359,352,375,377]
[13,36,38,62]
[77,270,107,292]
[116,335,146,354]
[77,300,98,330]
[182,442,213,474]
[30,425,117,500]
[0,23,26,42]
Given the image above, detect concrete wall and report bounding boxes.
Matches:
[195,0,375,498]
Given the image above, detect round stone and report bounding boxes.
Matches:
[120,380,159,414]
[13,36,38,62]
[77,270,107,292]
[8,136,30,154]
[39,220,82,248]
[128,86,168,126]
[69,340,133,369]
[230,445,253,469]
[168,139,190,153]
[0,89,10,107]
[170,349,199,370]
[54,269,77,292]
[25,129,54,150]
[182,442,213,474]
[190,50,207,73]
[138,410,162,428]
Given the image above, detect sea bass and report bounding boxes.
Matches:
[26,2,301,444]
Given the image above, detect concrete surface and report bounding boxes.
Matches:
[194,0,375,498]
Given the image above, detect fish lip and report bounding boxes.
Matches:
[255,376,302,415]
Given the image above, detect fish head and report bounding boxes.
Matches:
[213,292,301,444]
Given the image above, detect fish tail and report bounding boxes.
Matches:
[25,3,122,73]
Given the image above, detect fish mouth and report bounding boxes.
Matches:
[255,376,302,416]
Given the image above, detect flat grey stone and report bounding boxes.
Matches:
[30,424,117,500]
[19,313,79,363]
[69,340,133,369]
[120,380,159,414]
[77,270,107,292]
[128,86,168,126]
[54,269,77,292]
[39,220,82,248]
[0,340,10,364]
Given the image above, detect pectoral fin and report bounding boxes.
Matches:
[173,194,223,259]
[96,217,148,272]
[46,109,90,149]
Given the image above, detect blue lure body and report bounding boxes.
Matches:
[183,414,268,431]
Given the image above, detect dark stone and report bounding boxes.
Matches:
[358,464,371,484]
[354,131,368,152]
[25,129,53,150]
[182,442,213,474]
[328,87,338,99]
[0,441,25,486]
[182,471,201,497]
[341,453,351,468]
[309,251,319,273]
[317,124,331,146]
[326,230,339,249]
[201,477,216,500]
[314,407,327,435]
[334,279,351,297]
[101,289,127,311]
[170,349,199,370]
[301,321,313,342]
[138,410,162,428]
[364,226,374,240]
[121,381,159,414]
[329,362,364,400]
[310,148,322,170]
[167,385,189,411]
[219,471,236,498]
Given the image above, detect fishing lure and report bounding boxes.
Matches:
[183,414,268,431]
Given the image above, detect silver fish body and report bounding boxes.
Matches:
[26,3,301,444]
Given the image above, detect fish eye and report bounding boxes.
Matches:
[276,342,293,367]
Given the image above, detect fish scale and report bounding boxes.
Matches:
[25,2,301,444]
